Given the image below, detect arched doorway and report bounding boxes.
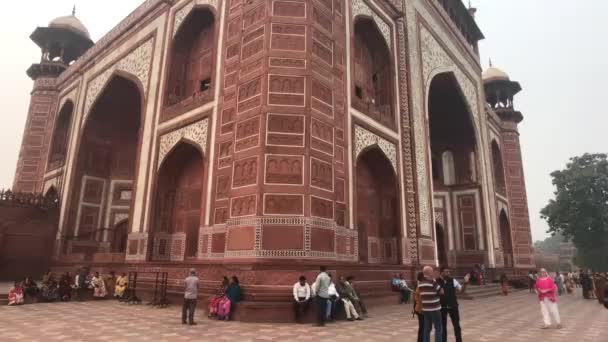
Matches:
[165,7,215,118]
[112,220,128,253]
[68,75,142,245]
[356,147,400,264]
[436,223,448,267]
[428,72,480,251]
[491,140,506,195]
[48,101,74,170]
[154,142,205,259]
[352,18,394,128]
[499,210,513,267]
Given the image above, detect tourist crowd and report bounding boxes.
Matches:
[7,268,128,306]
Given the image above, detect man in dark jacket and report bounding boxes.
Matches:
[437,266,470,342]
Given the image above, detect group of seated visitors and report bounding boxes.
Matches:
[207,276,242,320]
[292,274,368,323]
[7,269,130,306]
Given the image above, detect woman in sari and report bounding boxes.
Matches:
[22,277,39,301]
[58,273,73,301]
[500,273,509,296]
[221,276,242,321]
[114,273,128,300]
[208,277,229,318]
[40,277,59,302]
[8,282,24,306]
[91,272,107,299]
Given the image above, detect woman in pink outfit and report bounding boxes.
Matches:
[535,268,562,329]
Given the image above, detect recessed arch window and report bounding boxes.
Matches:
[164,8,215,119]
[352,17,395,129]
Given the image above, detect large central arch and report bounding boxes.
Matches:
[428,72,484,265]
[152,141,205,260]
[66,74,143,255]
[355,146,401,264]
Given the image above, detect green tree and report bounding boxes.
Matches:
[540,153,608,271]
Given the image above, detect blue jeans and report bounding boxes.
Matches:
[423,310,443,342]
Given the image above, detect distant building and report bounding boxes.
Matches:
[534,250,559,272]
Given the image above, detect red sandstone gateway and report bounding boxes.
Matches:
[6,0,534,322]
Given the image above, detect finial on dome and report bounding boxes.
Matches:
[489,58,493,67]
[72,5,76,16]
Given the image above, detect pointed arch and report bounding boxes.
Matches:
[153,141,206,260]
[499,209,513,267]
[48,100,74,170]
[355,146,401,264]
[68,74,143,242]
[165,4,216,118]
[352,15,395,129]
[491,139,507,195]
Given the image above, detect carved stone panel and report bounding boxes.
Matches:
[232,156,258,188]
[265,155,304,185]
[268,75,306,107]
[264,194,304,215]
[311,196,333,219]
[310,157,333,191]
[230,195,257,217]
[235,116,261,152]
[266,114,305,147]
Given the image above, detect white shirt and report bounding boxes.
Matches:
[328,282,339,297]
[399,279,408,289]
[293,282,311,301]
[453,279,462,291]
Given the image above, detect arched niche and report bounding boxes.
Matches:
[499,209,513,267]
[165,7,216,116]
[436,222,448,267]
[428,72,478,188]
[69,75,143,241]
[48,100,74,171]
[491,140,506,195]
[355,146,401,264]
[153,141,205,259]
[352,17,395,129]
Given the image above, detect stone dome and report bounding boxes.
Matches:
[482,66,510,83]
[49,15,90,39]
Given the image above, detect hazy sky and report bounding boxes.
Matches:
[1,1,606,242]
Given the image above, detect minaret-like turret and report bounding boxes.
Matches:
[13,8,93,193]
[483,62,534,268]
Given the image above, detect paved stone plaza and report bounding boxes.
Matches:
[0,290,605,341]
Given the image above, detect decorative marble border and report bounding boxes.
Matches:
[43,176,61,196]
[157,118,209,169]
[202,217,357,260]
[352,0,392,50]
[354,125,398,173]
[173,0,219,38]
[114,213,129,225]
[82,38,154,126]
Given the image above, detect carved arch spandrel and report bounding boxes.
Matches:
[81,38,154,126]
[157,118,209,170]
[172,0,219,38]
[354,125,398,173]
[352,0,392,50]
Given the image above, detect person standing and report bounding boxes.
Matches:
[528,270,536,293]
[398,273,411,304]
[500,273,509,296]
[413,272,425,342]
[418,266,443,342]
[224,276,241,320]
[182,268,199,325]
[535,268,561,329]
[555,273,565,296]
[293,276,311,323]
[314,266,331,326]
[437,266,469,342]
